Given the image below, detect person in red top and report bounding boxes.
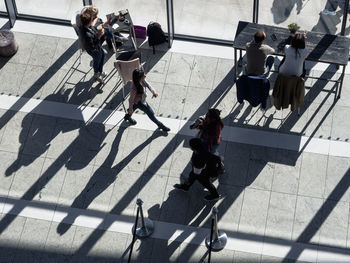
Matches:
[174,138,221,201]
[124,69,170,132]
[198,108,224,154]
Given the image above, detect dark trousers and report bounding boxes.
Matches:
[185,171,219,197]
[87,48,105,74]
[133,101,163,127]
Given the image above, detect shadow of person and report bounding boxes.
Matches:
[312,10,342,34]
[271,0,302,24]
[4,78,102,177]
[57,129,167,235]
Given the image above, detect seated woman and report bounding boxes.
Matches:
[279,33,308,78]
[79,8,126,83]
[83,5,127,48]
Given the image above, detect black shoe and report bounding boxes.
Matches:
[124,114,137,125]
[159,125,170,132]
[204,194,221,201]
[173,184,189,192]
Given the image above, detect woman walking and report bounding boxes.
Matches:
[124,69,170,132]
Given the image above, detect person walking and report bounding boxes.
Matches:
[174,138,221,201]
[245,31,275,77]
[124,69,170,132]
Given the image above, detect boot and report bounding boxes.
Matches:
[124,113,137,125]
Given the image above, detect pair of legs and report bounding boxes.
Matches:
[87,48,105,76]
[175,171,220,200]
[125,101,170,131]
[101,27,128,49]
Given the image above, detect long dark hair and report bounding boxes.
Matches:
[203,108,224,130]
[132,69,145,94]
[291,33,305,58]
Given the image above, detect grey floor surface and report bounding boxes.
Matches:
[0,30,349,263]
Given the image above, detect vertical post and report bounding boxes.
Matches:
[252,0,257,23]
[341,0,349,36]
[83,0,92,6]
[205,207,227,251]
[166,0,175,48]
[337,65,346,99]
[234,48,237,82]
[4,0,17,27]
[134,198,154,238]
[128,206,140,263]
[256,0,259,23]
[207,218,214,263]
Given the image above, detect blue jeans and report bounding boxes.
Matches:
[133,101,163,127]
[87,48,105,74]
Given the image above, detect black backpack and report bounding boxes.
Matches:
[147,22,166,54]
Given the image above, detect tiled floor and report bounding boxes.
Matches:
[0,28,350,263]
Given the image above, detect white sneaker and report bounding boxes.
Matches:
[93,73,104,83]
[100,71,108,78]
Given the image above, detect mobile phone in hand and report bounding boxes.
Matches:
[271,34,277,41]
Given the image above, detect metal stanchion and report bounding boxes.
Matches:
[128,206,140,263]
[133,198,154,238]
[205,207,227,251]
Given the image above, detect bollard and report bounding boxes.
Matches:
[205,207,227,251]
[133,198,154,238]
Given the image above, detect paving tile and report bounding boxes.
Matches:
[94,126,129,169]
[272,149,302,195]
[28,35,59,67]
[125,234,155,263]
[108,170,141,216]
[189,55,218,89]
[145,132,176,175]
[8,154,46,199]
[318,200,349,248]
[0,62,27,95]
[165,52,194,86]
[182,86,211,120]
[143,50,172,83]
[159,176,190,225]
[168,135,192,179]
[46,117,82,160]
[120,129,153,173]
[337,74,350,108]
[138,173,168,221]
[7,32,37,64]
[37,68,71,100]
[238,188,270,236]
[298,153,328,198]
[246,146,276,191]
[0,215,26,263]
[304,102,334,139]
[70,226,128,263]
[158,83,187,119]
[214,184,244,231]
[17,64,49,99]
[176,243,208,263]
[0,112,33,154]
[307,77,339,106]
[221,142,250,187]
[39,221,76,263]
[0,151,17,196]
[57,164,94,209]
[292,195,323,243]
[331,106,350,142]
[51,37,81,71]
[212,58,235,90]
[324,156,350,202]
[279,104,309,135]
[81,164,117,213]
[13,218,51,263]
[33,157,68,204]
[261,254,285,263]
[22,114,57,158]
[149,238,181,263]
[233,250,261,263]
[265,192,297,240]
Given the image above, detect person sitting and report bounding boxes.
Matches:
[79,7,127,83]
[278,33,308,78]
[82,5,127,49]
[245,31,275,77]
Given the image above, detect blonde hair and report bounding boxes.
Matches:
[82,5,99,19]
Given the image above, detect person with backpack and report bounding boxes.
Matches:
[124,69,170,132]
[173,138,221,201]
